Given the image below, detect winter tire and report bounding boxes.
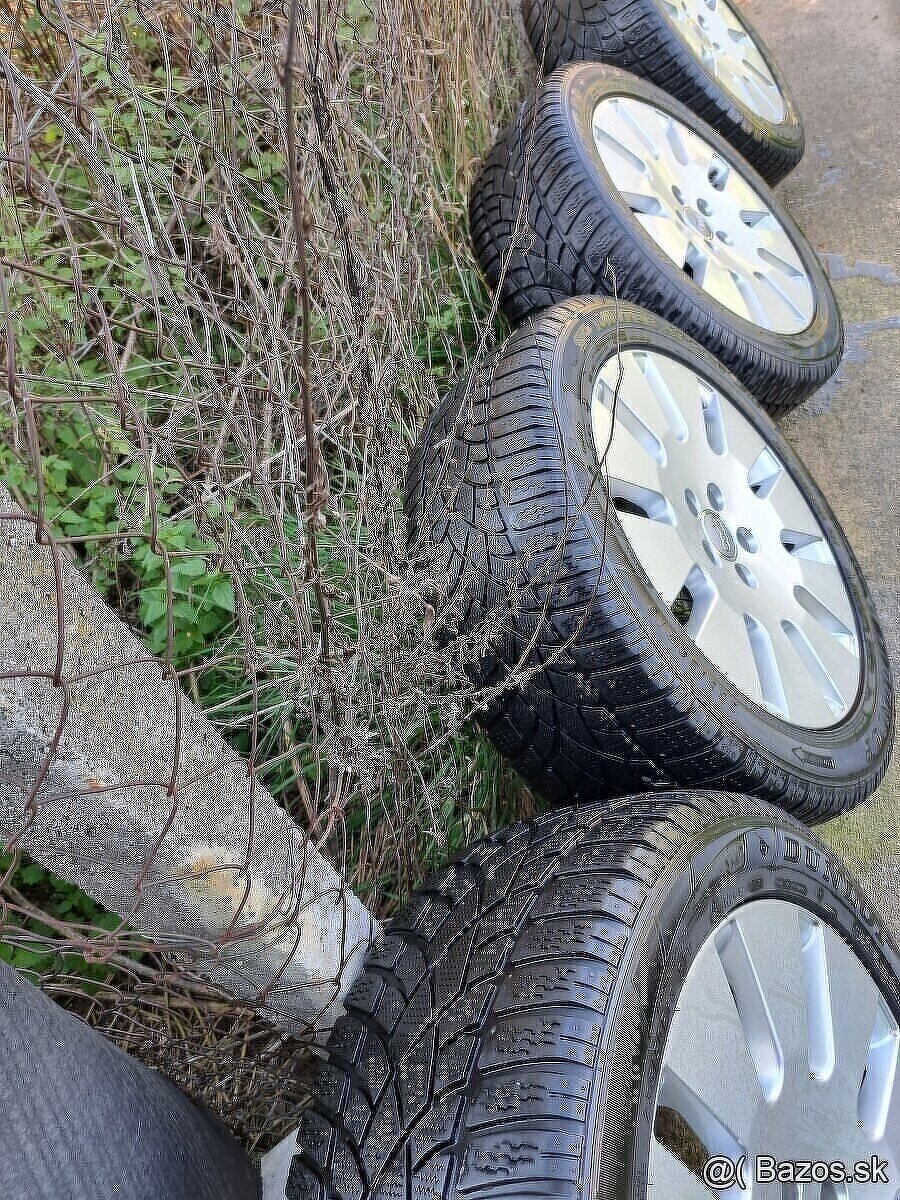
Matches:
[469,63,841,414]
[405,299,893,823]
[522,0,804,183]
[287,793,900,1200]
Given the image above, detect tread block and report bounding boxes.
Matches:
[478,1007,605,1071]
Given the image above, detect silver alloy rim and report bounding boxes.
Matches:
[593,350,861,729]
[659,0,787,123]
[649,899,900,1199]
[591,96,815,334]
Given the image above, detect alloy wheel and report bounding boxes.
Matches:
[592,96,814,333]
[593,349,860,728]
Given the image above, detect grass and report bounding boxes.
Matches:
[0,0,535,1144]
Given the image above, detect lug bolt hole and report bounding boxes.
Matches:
[735,563,759,589]
[707,482,726,511]
[702,539,719,566]
[716,230,734,246]
[672,185,685,205]
[737,527,759,554]
[684,488,701,517]
[697,198,713,217]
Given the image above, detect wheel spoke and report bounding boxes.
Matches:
[699,383,728,455]
[654,915,764,1153]
[752,269,810,329]
[635,210,691,270]
[799,915,836,1083]
[715,404,770,482]
[602,422,667,493]
[780,620,851,724]
[793,577,857,647]
[663,114,692,167]
[715,58,754,110]
[768,471,824,530]
[730,269,773,326]
[622,190,664,216]
[826,924,889,1102]
[741,59,785,121]
[786,598,860,702]
[755,244,806,282]
[657,1067,748,1163]
[616,511,695,605]
[719,904,821,1098]
[708,153,732,191]
[610,395,667,465]
[772,620,843,728]
[715,918,784,1103]
[874,1017,900,1153]
[739,206,779,232]
[617,97,664,160]
[743,612,788,716]
[720,56,780,122]
[702,46,718,76]
[858,1001,900,1140]
[633,351,694,442]
[592,124,648,185]
[792,565,858,638]
[702,260,754,322]
[600,432,666,499]
[780,528,834,565]
[693,594,758,694]
[684,240,711,285]
[747,448,785,498]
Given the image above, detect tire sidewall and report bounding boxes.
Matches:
[545,300,889,790]
[585,806,900,1198]
[552,64,838,368]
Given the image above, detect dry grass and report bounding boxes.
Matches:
[0,0,537,1147]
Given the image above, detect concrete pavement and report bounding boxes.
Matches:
[746,0,899,926]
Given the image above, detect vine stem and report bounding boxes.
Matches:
[282,0,334,676]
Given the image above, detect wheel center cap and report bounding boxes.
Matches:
[682,205,714,240]
[700,508,738,562]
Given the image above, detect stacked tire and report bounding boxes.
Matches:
[290,796,900,1200]
[287,5,898,1198]
[407,297,891,823]
[468,63,842,415]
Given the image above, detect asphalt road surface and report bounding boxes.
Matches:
[747,0,899,928]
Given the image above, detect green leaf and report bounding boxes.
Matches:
[11,949,50,970]
[95,912,122,932]
[210,580,235,612]
[173,556,208,577]
[141,597,169,626]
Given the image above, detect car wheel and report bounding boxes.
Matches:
[286,793,900,1199]
[469,63,841,414]
[522,0,804,183]
[405,299,893,823]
